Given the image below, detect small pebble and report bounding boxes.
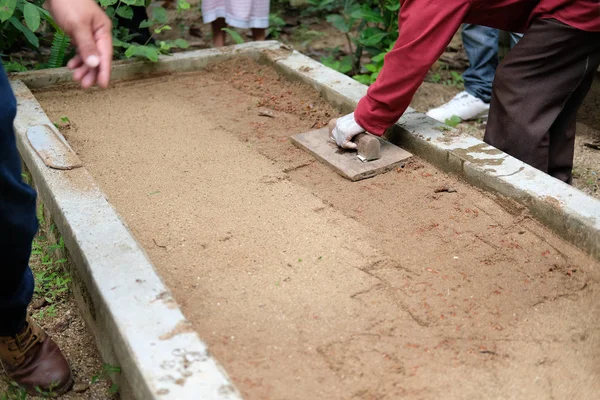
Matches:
[31,297,48,310]
[73,382,90,393]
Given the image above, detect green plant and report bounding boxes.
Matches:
[3,59,27,72]
[444,115,462,128]
[99,0,190,62]
[267,12,286,39]
[0,382,27,400]
[0,0,66,68]
[92,363,121,395]
[48,29,70,68]
[353,43,392,85]
[222,27,244,44]
[444,70,464,87]
[316,0,400,81]
[321,51,352,74]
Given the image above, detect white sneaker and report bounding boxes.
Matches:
[426,91,490,123]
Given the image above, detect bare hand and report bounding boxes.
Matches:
[47,0,113,88]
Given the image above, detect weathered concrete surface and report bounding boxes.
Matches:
[13,80,241,400]
[27,124,82,170]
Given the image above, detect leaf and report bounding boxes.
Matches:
[326,14,349,33]
[177,0,190,10]
[174,38,189,48]
[125,45,159,62]
[104,6,115,18]
[109,383,119,394]
[339,55,353,74]
[159,40,174,51]
[385,3,400,11]
[9,17,39,48]
[359,31,388,47]
[353,74,372,85]
[122,0,145,5]
[371,51,386,63]
[350,8,384,23]
[222,28,244,44]
[112,37,130,48]
[365,63,379,73]
[99,0,118,6]
[139,19,152,28]
[35,5,59,30]
[444,115,462,128]
[4,60,27,72]
[23,2,40,32]
[154,25,171,34]
[48,30,70,68]
[152,6,168,24]
[0,0,17,22]
[116,5,133,19]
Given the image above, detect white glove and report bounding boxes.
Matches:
[330,113,365,150]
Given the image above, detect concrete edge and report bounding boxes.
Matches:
[10,41,285,89]
[13,80,242,400]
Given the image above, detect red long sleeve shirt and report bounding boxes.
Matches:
[354,0,600,135]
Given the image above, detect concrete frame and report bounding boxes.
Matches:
[11,41,600,399]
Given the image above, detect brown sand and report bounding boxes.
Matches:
[36,59,600,400]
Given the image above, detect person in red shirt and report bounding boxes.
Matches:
[331,0,600,183]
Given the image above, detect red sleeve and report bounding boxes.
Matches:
[355,0,472,135]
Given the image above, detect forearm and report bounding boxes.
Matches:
[355,0,471,135]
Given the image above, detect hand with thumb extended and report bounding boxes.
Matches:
[329,113,366,149]
[47,0,113,89]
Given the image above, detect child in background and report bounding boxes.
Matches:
[201,0,270,47]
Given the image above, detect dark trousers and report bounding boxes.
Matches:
[484,19,600,183]
[0,63,37,336]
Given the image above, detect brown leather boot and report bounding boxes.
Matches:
[0,316,73,396]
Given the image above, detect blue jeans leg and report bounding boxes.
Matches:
[461,24,500,103]
[0,63,37,336]
[462,25,524,103]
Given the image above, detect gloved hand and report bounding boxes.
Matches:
[329,113,365,149]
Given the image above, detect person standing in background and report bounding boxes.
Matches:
[202,0,270,47]
[426,25,522,123]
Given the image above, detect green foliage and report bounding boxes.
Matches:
[0,0,73,68]
[3,59,27,72]
[444,115,462,127]
[48,29,70,68]
[0,0,49,50]
[308,0,400,84]
[321,52,352,74]
[92,363,121,396]
[222,28,245,44]
[98,0,191,62]
[267,12,286,39]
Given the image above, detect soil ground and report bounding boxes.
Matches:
[0,229,116,399]
[37,59,600,400]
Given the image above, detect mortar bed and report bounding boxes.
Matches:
[36,59,600,400]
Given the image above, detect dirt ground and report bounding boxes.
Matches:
[0,232,116,400]
[37,59,600,400]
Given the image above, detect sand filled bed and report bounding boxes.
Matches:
[36,59,600,400]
